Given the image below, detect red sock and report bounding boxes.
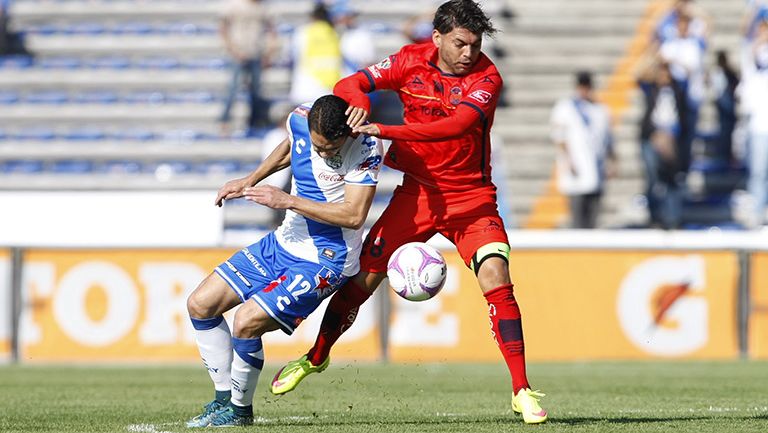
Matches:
[307,280,372,365]
[484,284,530,394]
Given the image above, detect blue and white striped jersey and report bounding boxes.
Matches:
[274,102,383,276]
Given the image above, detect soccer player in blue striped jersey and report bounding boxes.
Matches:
[185,95,382,427]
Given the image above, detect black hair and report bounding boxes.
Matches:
[433,0,497,37]
[311,3,333,25]
[308,95,351,140]
[576,71,593,88]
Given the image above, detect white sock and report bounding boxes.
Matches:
[230,337,264,408]
[190,316,233,393]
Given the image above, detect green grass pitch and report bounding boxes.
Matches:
[1,361,766,432]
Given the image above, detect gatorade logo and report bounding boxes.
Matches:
[616,256,708,356]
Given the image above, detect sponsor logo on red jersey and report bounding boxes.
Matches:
[468,89,493,105]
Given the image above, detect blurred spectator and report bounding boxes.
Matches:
[740,18,768,227]
[550,71,616,229]
[742,0,768,40]
[711,50,739,163]
[637,60,689,229]
[218,0,277,135]
[655,0,710,43]
[290,3,341,104]
[332,5,376,77]
[658,13,706,173]
[403,8,435,44]
[1,0,30,56]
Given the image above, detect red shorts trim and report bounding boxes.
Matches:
[360,183,509,272]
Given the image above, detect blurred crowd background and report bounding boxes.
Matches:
[1,0,767,233]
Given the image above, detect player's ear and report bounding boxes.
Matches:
[432,29,441,47]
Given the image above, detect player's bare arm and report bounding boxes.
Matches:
[214,137,291,206]
[243,183,376,229]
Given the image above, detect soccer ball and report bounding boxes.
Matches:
[386,242,447,301]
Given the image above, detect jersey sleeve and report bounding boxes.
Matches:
[458,71,503,121]
[359,51,406,92]
[334,49,406,112]
[344,135,383,186]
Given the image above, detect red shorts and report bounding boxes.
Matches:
[360,179,509,273]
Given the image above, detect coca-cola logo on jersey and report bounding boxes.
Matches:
[318,172,344,182]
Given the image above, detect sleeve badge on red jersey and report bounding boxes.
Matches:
[468,89,493,105]
[376,57,392,70]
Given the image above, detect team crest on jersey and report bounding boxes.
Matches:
[314,267,341,298]
[469,89,493,104]
[449,86,463,105]
[324,153,343,169]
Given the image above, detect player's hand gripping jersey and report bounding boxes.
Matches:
[334,43,503,191]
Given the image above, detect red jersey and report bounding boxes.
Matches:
[334,43,503,192]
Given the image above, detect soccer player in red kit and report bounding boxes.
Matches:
[271,0,547,423]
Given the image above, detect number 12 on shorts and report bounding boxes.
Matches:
[276,274,312,311]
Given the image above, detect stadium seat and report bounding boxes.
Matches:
[171,91,216,103]
[63,128,107,141]
[13,128,56,141]
[135,57,180,69]
[99,160,144,174]
[0,92,20,104]
[75,91,119,104]
[115,22,154,35]
[111,129,156,141]
[184,57,229,70]
[68,23,106,35]
[0,160,45,174]
[0,55,34,69]
[38,57,81,69]
[25,91,69,104]
[50,160,95,174]
[87,56,131,69]
[196,160,241,175]
[123,91,167,104]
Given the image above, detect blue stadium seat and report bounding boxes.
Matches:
[50,160,94,174]
[171,91,216,103]
[27,24,59,35]
[0,55,34,69]
[196,160,241,175]
[14,128,56,141]
[0,92,20,104]
[151,161,193,175]
[135,57,179,69]
[38,57,81,69]
[122,91,166,104]
[115,22,154,35]
[68,23,106,35]
[75,91,119,104]
[238,160,263,173]
[1,160,44,173]
[87,56,131,69]
[112,129,156,141]
[99,160,144,174]
[165,22,215,35]
[162,129,203,141]
[25,91,69,104]
[63,128,106,141]
[184,57,229,69]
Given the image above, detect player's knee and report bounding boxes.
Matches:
[186,291,210,319]
[232,300,275,338]
[472,242,512,289]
